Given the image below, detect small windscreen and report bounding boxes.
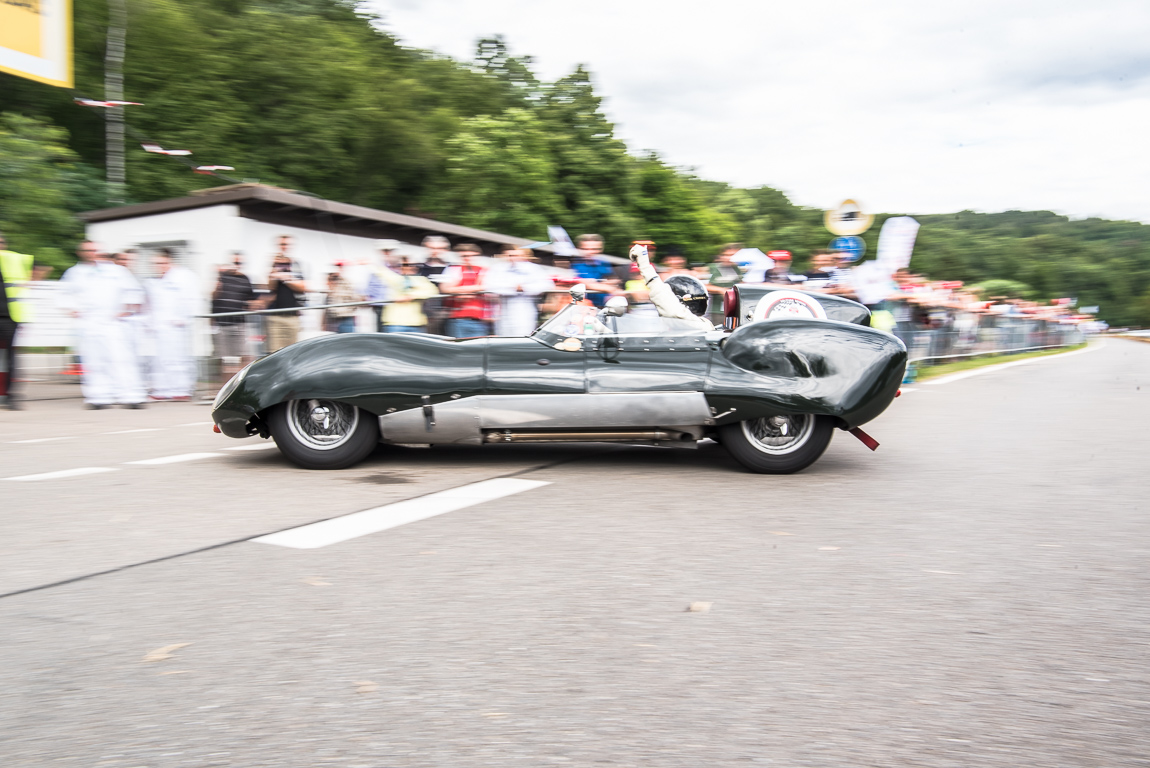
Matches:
[536,304,711,338]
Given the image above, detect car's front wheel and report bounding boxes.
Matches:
[268,399,379,470]
[718,413,834,474]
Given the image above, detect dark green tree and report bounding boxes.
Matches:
[426,108,564,237]
[0,114,104,275]
[0,0,1147,324]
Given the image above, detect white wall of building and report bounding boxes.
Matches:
[86,204,245,300]
[84,203,433,299]
[21,204,501,354]
[73,203,445,351]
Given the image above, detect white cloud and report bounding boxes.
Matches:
[367,0,1150,222]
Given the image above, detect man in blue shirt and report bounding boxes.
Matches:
[572,234,619,307]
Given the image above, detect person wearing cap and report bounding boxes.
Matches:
[765,251,797,284]
[324,262,362,333]
[0,231,35,409]
[380,260,440,333]
[370,239,402,272]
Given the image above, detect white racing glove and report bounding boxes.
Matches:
[629,243,657,281]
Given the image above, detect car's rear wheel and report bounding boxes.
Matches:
[718,413,834,474]
[268,399,379,470]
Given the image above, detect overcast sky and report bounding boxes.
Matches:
[367,0,1150,223]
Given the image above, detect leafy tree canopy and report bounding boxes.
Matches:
[0,0,1147,323]
[0,114,102,276]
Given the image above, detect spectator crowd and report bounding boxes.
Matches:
[0,229,1094,410]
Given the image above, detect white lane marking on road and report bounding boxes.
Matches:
[253,477,551,549]
[125,452,225,465]
[899,387,918,393]
[7,436,76,444]
[924,342,1102,387]
[176,422,215,427]
[106,428,163,435]
[5,467,119,482]
[224,443,279,451]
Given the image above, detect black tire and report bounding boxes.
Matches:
[718,414,834,474]
[267,399,379,470]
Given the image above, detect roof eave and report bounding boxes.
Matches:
[79,186,551,250]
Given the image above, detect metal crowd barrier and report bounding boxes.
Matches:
[191,300,383,390]
[12,283,1090,399]
[897,314,1085,365]
[11,292,383,398]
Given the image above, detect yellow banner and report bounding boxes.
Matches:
[0,0,71,88]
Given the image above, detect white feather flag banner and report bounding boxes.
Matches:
[876,216,920,273]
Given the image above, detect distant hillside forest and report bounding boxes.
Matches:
[2,0,1148,324]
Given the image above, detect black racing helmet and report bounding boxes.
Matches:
[665,274,710,317]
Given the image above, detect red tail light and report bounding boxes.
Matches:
[723,288,740,330]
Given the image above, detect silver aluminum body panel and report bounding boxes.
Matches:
[378,392,712,445]
[476,392,710,429]
[378,398,482,445]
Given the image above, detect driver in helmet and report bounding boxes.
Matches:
[628,241,715,332]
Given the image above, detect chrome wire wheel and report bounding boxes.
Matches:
[285,399,360,451]
[741,413,815,455]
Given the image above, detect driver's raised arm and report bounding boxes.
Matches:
[630,244,714,330]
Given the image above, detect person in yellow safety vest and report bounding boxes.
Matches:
[0,231,35,410]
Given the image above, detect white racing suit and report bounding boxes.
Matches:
[631,246,715,332]
[146,266,201,399]
[59,261,147,406]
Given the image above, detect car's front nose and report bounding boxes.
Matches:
[211,363,262,438]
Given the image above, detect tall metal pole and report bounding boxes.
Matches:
[104,0,127,205]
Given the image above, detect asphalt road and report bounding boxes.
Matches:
[2,339,1147,767]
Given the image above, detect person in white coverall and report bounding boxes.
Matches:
[146,249,201,400]
[628,243,715,332]
[485,245,554,336]
[113,250,154,387]
[59,242,147,409]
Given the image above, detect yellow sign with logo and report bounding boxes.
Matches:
[824,199,874,237]
[0,0,72,88]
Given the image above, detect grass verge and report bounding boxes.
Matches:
[912,342,1088,382]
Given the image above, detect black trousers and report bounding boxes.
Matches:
[0,318,17,399]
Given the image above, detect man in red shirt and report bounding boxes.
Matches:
[438,243,491,338]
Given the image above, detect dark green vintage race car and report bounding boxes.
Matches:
[211,285,906,473]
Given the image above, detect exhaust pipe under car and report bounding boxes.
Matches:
[483,429,695,444]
